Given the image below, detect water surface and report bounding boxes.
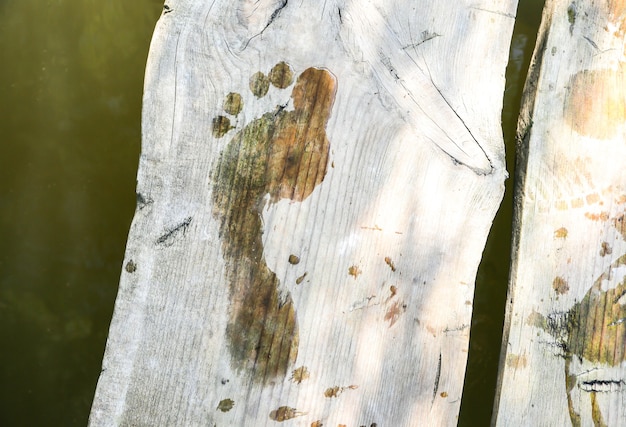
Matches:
[0,1,162,425]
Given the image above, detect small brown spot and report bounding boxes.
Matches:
[217,398,235,412]
[506,353,528,369]
[249,71,270,97]
[290,366,310,384]
[554,227,568,238]
[389,285,397,297]
[384,256,396,272]
[288,254,300,264]
[585,211,610,221]
[324,386,341,398]
[586,193,601,204]
[269,61,294,89]
[384,301,406,327]
[552,276,570,295]
[324,385,358,398]
[212,115,232,138]
[348,265,361,279]
[526,310,547,329]
[465,300,472,306]
[223,92,243,115]
[269,406,306,422]
[311,421,323,427]
[440,391,448,398]
[296,272,307,284]
[125,260,137,273]
[600,241,613,257]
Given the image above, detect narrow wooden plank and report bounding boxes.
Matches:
[495,1,626,425]
[89,0,515,425]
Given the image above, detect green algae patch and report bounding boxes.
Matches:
[249,71,270,98]
[212,64,337,383]
[223,92,243,115]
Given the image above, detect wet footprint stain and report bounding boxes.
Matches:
[212,62,337,383]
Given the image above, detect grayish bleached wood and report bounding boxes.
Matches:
[495,1,626,425]
[89,0,515,425]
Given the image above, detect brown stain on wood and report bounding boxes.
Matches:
[505,353,528,369]
[269,406,306,422]
[290,365,310,384]
[600,241,613,257]
[554,227,568,238]
[348,265,361,279]
[564,65,626,140]
[552,276,570,295]
[212,64,337,383]
[216,398,235,412]
[323,384,358,398]
[384,300,406,327]
[384,256,396,272]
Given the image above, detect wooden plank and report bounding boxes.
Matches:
[494,0,626,425]
[89,0,515,425]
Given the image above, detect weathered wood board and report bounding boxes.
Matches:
[89,0,516,425]
[494,0,626,425]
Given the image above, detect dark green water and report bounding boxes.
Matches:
[0,1,542,425]
[0,1,162,425]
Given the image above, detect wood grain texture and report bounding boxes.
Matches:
[495,1,626,425]
[89,0,515,425]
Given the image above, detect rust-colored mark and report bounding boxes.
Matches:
[440,391,448,398]
[290,366,310,384]
[217,398,235,412]
[311,421,323,427]
[296,272,307,285]
[389,285,397,298]
[125,260,137,273]
[617,194,626,204]
[506,353,528,369]
[269,61,294,89]
[564,65,626,139]
[552,276,570,295]
[324,385,358,398]
[586,193,601,204]
[384,301,406,327]
[348,265,361,279]
[585,211,610,221]
[384,256,396,272]
[223,92,243,115]
[212,115,232,138]
[212,64,337,383]
[613,213,626,240]
[554,227,568,238]
[288,254,300,265]
[249,71,270,98]
[600,241,613,257]
[269,406,306,422]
